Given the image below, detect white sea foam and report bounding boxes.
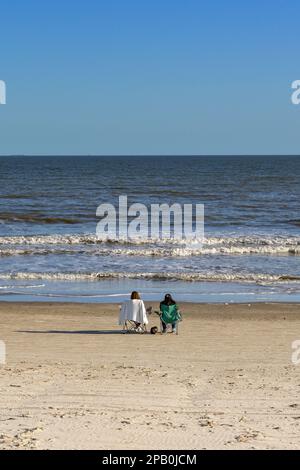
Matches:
[0,283,45,289]
[0,271,299,283]
[0,234,300,256]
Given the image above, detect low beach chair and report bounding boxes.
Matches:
[120,304,152,334]
[156,304,182,335]
[123,320,147,334]
[123,306,152,334]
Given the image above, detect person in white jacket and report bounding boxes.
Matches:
[119,291,148,330]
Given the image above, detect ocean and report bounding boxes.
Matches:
[0,155,300,303]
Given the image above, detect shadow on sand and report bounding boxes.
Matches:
[16,329,129,335]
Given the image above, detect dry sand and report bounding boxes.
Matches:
[0,301,300,450]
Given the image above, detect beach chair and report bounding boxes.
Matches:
[123,320,147,334]
[156,304,182,335]
[121,306,152,334]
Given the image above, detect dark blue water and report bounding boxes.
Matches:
[0,155,300,302]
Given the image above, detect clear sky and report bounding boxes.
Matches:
[0,0,299,155]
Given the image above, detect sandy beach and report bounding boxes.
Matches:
[0,301,299,450]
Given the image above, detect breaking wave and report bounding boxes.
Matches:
[1,271,300,283]
[1,234,300,257]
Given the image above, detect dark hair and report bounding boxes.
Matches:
[163,293,176,305]
[131,291,140,300]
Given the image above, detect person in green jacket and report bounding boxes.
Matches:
[160,293,179,334]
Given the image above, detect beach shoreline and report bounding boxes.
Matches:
[0,301,300,450]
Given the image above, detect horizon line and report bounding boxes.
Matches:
[0,154,300,158]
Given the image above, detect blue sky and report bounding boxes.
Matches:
[0,0,299,155]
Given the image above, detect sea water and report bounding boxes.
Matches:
[0,155,300,303]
